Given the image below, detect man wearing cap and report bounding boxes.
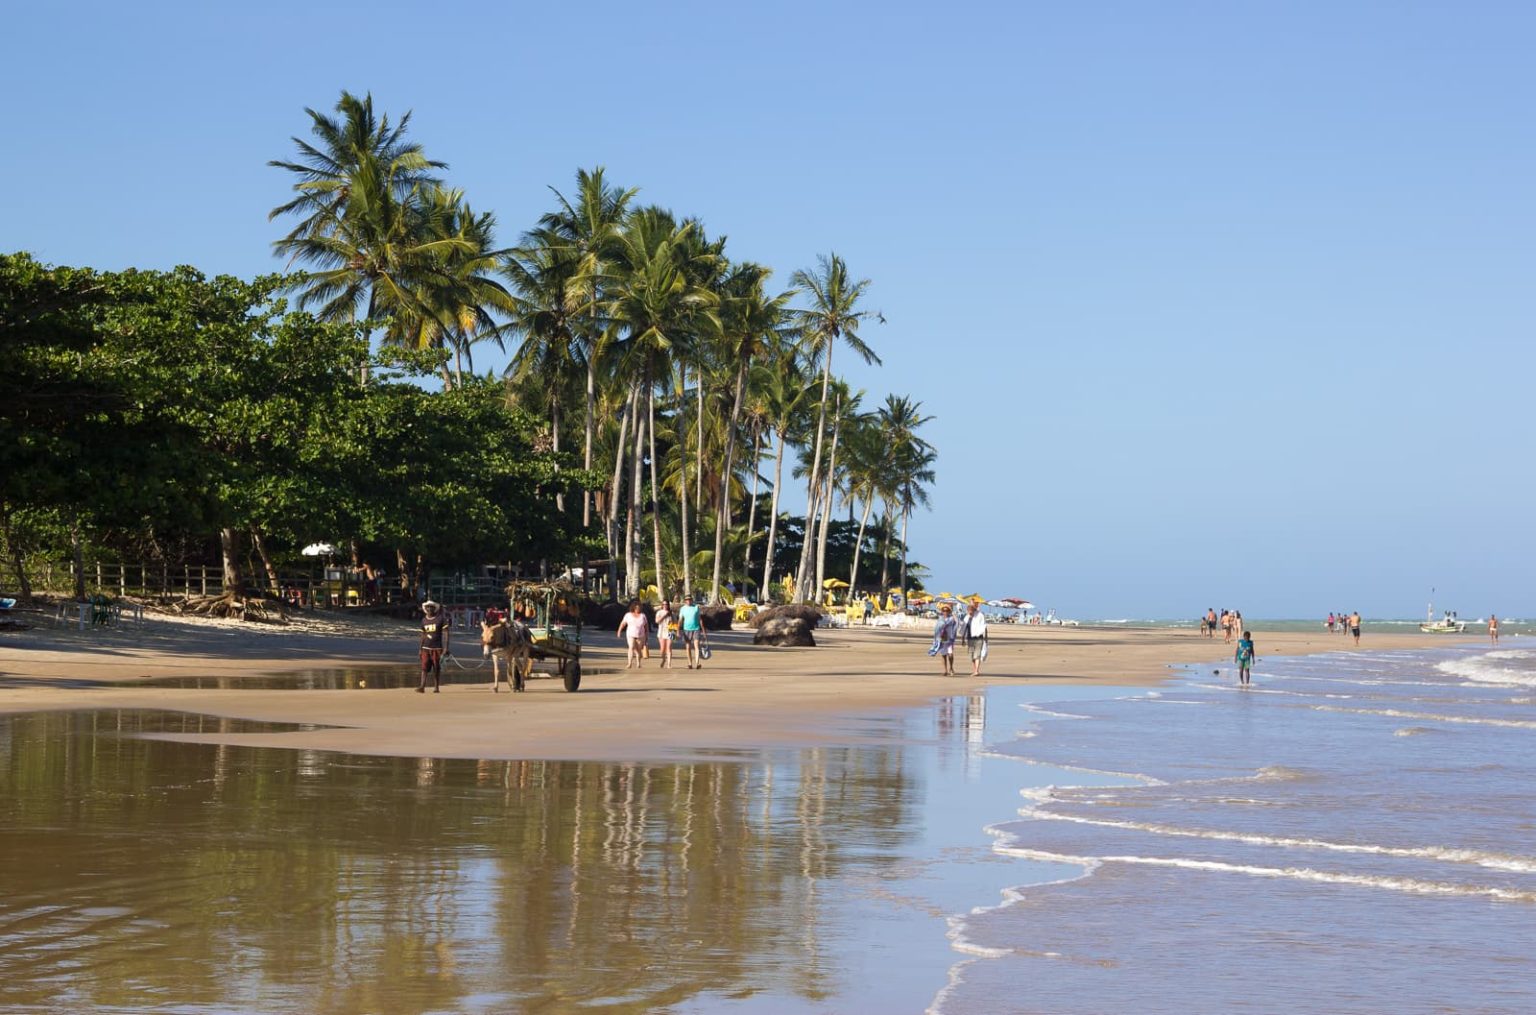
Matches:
[418,600,452,693]
[678,594,704,669]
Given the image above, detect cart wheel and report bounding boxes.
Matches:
[564,661,581,692]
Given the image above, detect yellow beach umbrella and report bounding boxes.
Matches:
[823,578,850,588]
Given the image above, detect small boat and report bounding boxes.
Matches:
[1419,604,1466,634]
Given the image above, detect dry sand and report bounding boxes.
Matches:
[0,610,1459,762]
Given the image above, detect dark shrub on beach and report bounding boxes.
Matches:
[747,604,825,629]
[753,616,816,647]
[700,605,733,631]
[590,601,631,629]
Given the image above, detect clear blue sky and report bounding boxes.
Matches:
[5,2,1531,618]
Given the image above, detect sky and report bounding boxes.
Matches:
[4,1,1532,618]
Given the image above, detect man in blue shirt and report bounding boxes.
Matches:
[678,594,705,669]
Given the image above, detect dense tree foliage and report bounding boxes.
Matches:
[2,89,937,606]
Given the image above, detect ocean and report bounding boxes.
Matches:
[941,638,1536,1013]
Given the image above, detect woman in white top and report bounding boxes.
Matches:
[617,601,650,668]
[654,600,675,668]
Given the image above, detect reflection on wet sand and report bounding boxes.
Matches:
[0,709,924,1013]
[133,664,612,690]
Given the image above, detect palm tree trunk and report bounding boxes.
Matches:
[762,430,788,601]
[583,356,596,528]
[849,494,874,592]
[677,365,692,599]
[743,426,763,591]
[552,398,565,513]
[898,495,911,604]
[626,383,645,596]
[606,387,634,600]
[710,363,748,604]
[359,286,377,386]
[878,507,893,593]
[793,342,834,601]
[694,368,704,512]
[814,400,841,593]
[646,360,665,598]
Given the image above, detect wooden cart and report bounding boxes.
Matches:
[507,581,585,691]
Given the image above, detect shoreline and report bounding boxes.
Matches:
[0,613,1470,762]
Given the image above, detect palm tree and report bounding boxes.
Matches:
[269,91,448,380]
[755,348,814,599]
[384,188,512,389]
[813,380,863,595]
[839,410,888,592]
[503,230,582,510]
[605,207,719,595]
[538,168,636,529]
[877,395,936,602]
[788,254,879,601]
[708,263,793,603]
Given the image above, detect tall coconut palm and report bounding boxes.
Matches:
[839,408,888,592]
[707,263,793,603]
[269,91,448,379]
[877,395,936,601]
[788,254,879,601]
[813,380,863,594]
[503,231,582,510]
[538,168,636,529]
[384,188,512,389]
[754,348,814,599]
[605,207,719,595]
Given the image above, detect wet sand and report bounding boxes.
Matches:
[0,612,1454,761]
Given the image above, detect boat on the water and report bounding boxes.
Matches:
[1420,605,1466,634]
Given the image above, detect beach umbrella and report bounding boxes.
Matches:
[964,593,986,604]
[301,542,336,556]
[823,578,850,588]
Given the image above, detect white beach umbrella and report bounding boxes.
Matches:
[300,542,336,556]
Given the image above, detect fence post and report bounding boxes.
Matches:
[200,566,208,597]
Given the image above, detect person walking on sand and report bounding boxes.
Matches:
[930,604,958,675]
[1205,607,1217,638]
[481,610,511,692]
[1327,612,1336,634]
[617,601,649,669]
[962,601,989,676]
[679,594,705,669]
[655,600,676,668]
[1235,630,1256,686]
[1349,610,1362,646]
[1489,614,1499,643]
[417,600,451,694]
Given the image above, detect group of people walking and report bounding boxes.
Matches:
[929,600,989,676]
[1324,611,1362,644]
[1201,608,1248,642]
[617,596,707,669]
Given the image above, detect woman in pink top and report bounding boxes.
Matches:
[617,601,650,668]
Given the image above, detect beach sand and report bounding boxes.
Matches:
[0,611,1451,762]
